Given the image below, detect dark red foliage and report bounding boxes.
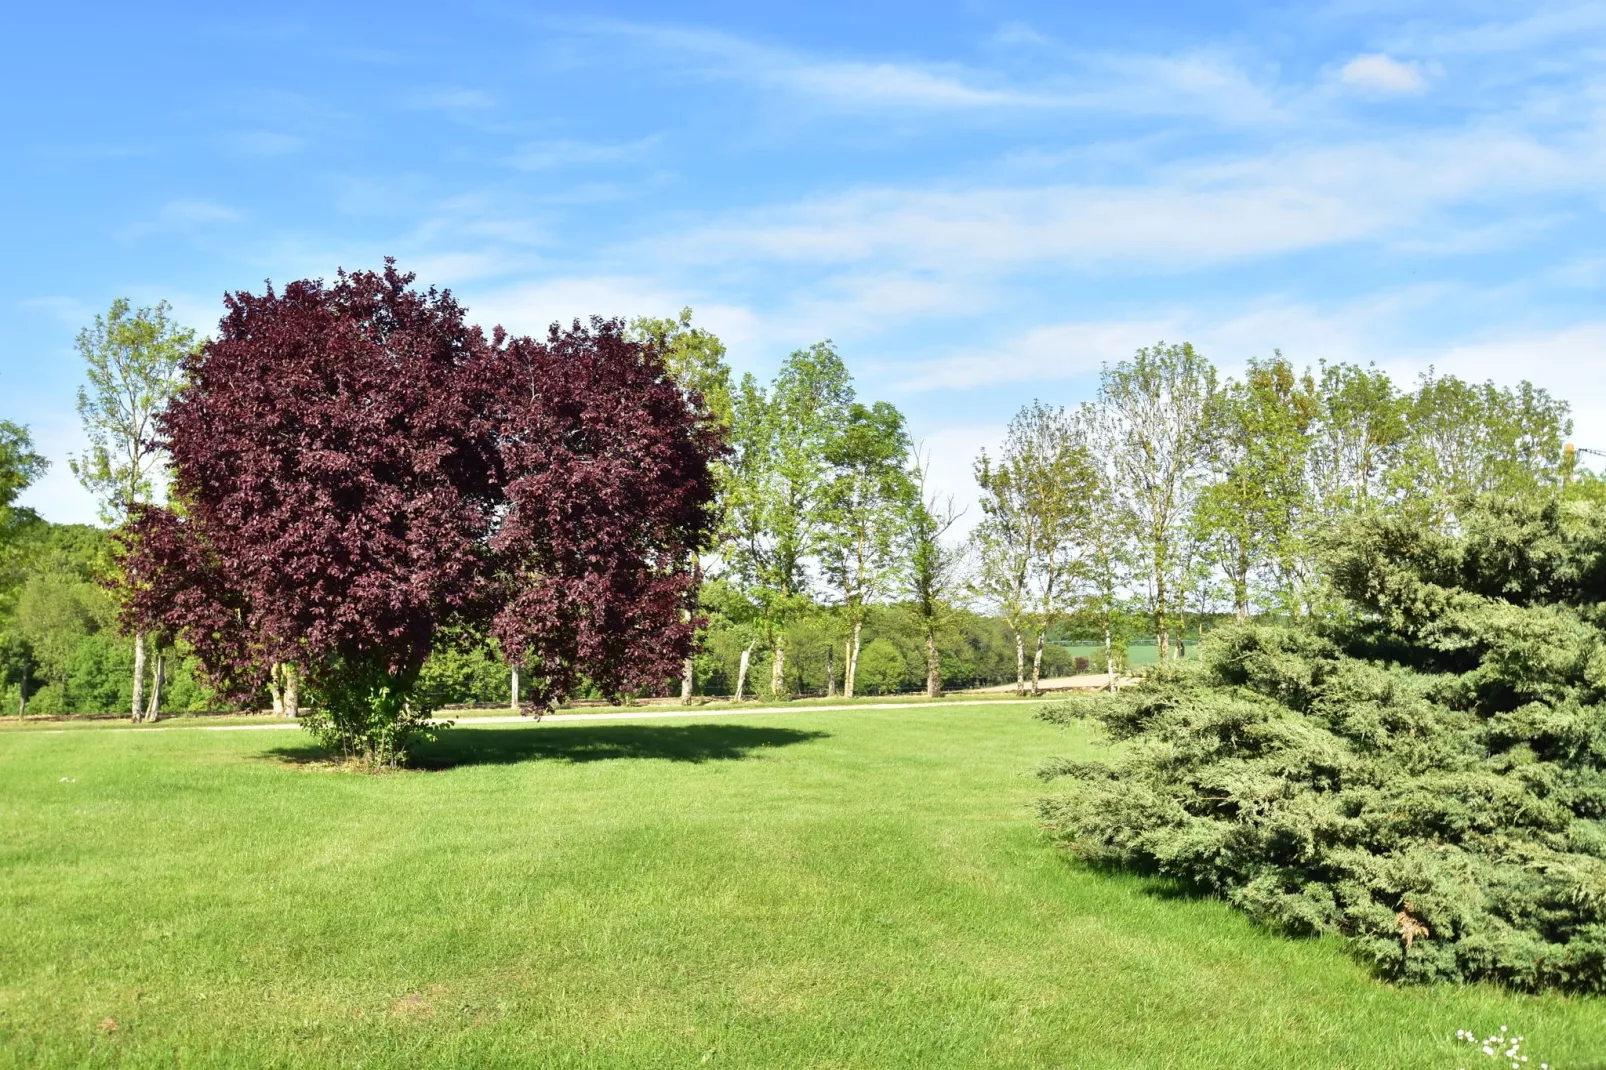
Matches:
[477,320,724,705]
[127,263,495,702]
[119,504,263,704]
[122,263,721,721]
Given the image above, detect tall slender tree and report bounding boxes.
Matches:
[1017,404,1097,693]
[1092,343,1216,659]
[906,450,964,698]
[819,401,913,697]
[1194,355,1316,620]
[722,343,852,697]
[1074,402,1135,689]
[970,448,1036,695]
[71,299,194,722]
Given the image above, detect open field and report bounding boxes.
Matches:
[2,702,1602,1068]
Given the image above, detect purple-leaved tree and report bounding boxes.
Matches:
[123,263,721,764]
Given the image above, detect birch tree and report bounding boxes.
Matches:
[1193,355,1316,620]
[1006,403,1098,693]
[1075,402,1135,689]
[970,444,1036,695]
[71,299,194,722]
[1092,343,1216,660]
[819,401,913,697]
[722,343,851,697]
[906,450,964,698]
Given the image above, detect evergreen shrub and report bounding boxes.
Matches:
[1037,498,1606,991]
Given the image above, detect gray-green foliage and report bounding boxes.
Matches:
[1038,496,1606,992]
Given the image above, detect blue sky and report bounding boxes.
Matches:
[4,1,1603,526]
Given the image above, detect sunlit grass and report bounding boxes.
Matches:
[1,706,1601,1067]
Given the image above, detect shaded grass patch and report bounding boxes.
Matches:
[265,721,830,770]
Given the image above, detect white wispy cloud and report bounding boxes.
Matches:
[583,20,1284,123]
[117,199,244,240]
[1399,3,1606,57]
[1339,54,1428,94]
[458,274,768,368]
[509,136,660,171]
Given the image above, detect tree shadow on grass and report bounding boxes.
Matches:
[266,722,829,771]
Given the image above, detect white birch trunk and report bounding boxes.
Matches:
[270,663,285,717]
[735,643,752,702]
[842,638,855,699]
[145,652,165,722]
[825,645,836,698]
[680,656,694,704]
[1031,630,1045,696]
[1105,621,1116,692]
[850,620,862,698]
[510,665,520,711]
[283,664,299,718]
[131,630,146,723]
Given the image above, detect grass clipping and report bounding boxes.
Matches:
[1038,499,1606,993]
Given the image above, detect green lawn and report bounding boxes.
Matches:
[2,705,1601,1068]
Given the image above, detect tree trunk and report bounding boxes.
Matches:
[145,652,165,722]
[825,645,836,697]
[770,636,786,698]
[1104,619,1117,692]
[1154,552,1170,660]
[850,620,862,697]
[131,630,146,723]
[925,633,941,699]
[283,663,300,718]
[269,663,284,716]
[510,665,520,711]
[16,654,27,720]
[680,656,694,704]
[1013,629,1025,696]
[1031,630,1045,695]
[735,643,753,702]
[843,620,863,700]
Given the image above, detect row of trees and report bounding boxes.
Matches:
[967,344,1575,694]
[0,267,1583,740]
[628,312,971,702]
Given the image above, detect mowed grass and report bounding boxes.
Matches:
[1,706,1602,1068]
